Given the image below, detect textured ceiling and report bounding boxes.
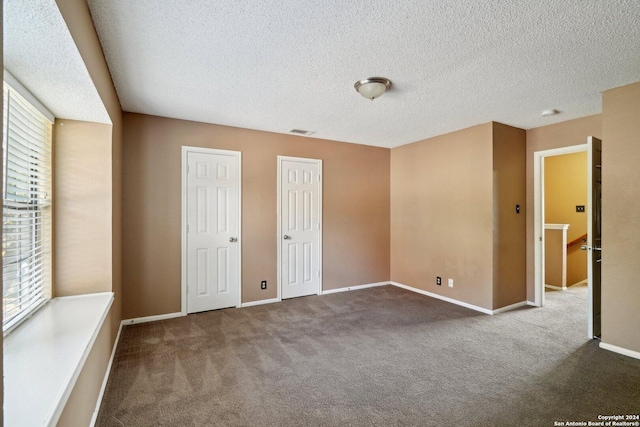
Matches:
[87,0,640,148]
[3,0,110,124]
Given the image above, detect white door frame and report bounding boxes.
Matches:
[533,143,592,337]
[181,146,242,315]
[276,156,323,301]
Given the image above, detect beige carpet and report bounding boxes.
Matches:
[97,284,640,426]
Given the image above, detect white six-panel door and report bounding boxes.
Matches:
[183,147,241,313]
[278,156,322,299]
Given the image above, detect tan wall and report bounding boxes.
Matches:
[544,229,565,287]
[57,311,113,427]
[53,119,112,296]
[56,0,123,342]
[55,0,124,421]
[492,123,526,309]
[122,113,390,318]
[601,81,640,353]
[391,123,494,310]
[525,114,602,301]
[544,152,588,286]
[566,245,587,287]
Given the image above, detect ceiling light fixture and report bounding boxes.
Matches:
[354,77,392,100]
[541,109,559,117]
[289,129,315,136]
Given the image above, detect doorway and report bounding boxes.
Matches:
[181,147,242,314]
[533,137,601,339]
[277,156,322,300]
[543,152,588,292]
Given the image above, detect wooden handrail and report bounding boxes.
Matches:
[567,233,587,248]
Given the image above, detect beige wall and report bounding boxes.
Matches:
[525,114,602,301]
[57,311,113,427]
[391,123,495,309]
[544,152,588,286]
[53,119,112,296]
[492,123,527,308]
[56,0,123,341]
[54,0,124,422]
[566,244,587,287]
[122,113,390,318]
[545,152,588,242]
[544,229,565,287]
[601,81,640,353]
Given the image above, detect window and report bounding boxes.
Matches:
[2,78,53,333]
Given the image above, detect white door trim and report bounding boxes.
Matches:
[181,146,242,315]
[534,144,587,308]
[277,156,323,301]
[533,143,592,338]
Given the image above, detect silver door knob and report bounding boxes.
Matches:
[283,235,291,240]
[580,245,588,251]
[593,246,602,252]
[229,237,237,242]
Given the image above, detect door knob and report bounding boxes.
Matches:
[283,235,291,240]
[593,246,602,252]
[229,237,237,242]
[580,245,588,251]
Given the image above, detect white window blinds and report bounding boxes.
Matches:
[2,80,53,333]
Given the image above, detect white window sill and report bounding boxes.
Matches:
[3,292,114,427]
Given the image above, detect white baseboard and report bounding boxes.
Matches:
[90,321,123,427]
[527,301,539,307]
[390,281,493,315]
[321,281,389,295]
[235,282,391,307]
[569,279,588,287]
[492,301,528,314]
[544,284,566,291]
[599,342,640,360]
[122,312,184,325]
[241,297,280,308]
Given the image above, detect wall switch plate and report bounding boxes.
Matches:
[436,276,442,286]
[448,278,454,288]
[261,280,267,290]
[576,205,585,213]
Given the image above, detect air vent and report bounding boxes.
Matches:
[289,129,315,136]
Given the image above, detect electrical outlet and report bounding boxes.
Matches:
[436,276,442,286]
[448,278,454,288]
[576,205,585,213]
[261,280,267,290]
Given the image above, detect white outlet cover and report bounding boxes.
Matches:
[448,279,454,287]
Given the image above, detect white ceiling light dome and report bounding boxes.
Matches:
[354,77,392,100]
